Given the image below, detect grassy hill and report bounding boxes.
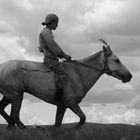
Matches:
[0,123,140,140]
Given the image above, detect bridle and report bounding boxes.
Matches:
[70,52,113,75]
[68,39,114,75]
[103,53,113,75]
[99,38,114,75]
[71,38,116,75]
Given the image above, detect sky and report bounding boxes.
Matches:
[0,0,140,125]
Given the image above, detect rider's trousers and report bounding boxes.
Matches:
[43,55,66,89]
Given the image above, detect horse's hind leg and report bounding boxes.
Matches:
[10,94,26,129]
[0,96,14,125]
[68,101,86,128]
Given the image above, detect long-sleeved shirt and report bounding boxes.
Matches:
[39,27,62,57]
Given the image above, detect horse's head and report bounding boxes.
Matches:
[100,39,132,83]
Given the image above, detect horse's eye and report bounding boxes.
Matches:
[115,59,120,63]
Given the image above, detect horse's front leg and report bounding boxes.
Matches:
[55,105,66,127]
[68,101,86,128]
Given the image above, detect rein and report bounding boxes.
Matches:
[71,60,104,72]
[68,56,112,75]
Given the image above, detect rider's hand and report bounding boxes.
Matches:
[39,47,44,53]
[65,55,72,61]
[63,54,72,61]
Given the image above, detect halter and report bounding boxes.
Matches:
[70,53,112,75]
[103,53,113,75]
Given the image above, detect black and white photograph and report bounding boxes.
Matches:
[0,0,140,139]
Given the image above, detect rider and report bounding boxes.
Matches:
[39,13,71,95]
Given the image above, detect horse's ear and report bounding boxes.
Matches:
[103,45,107,53]
[103,45,111,56]
[107,46,111,52]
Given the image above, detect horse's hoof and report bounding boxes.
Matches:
[19,125,27,130]
[36,126,46,130]
[6,124,17,130]
[55,124,61,128]
[51,124,61,129]
[17,121,27,129]
[53,121,61,128]
[75,123,82,129]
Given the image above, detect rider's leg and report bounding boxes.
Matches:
[54,65,66,101]
[43,57,66,101]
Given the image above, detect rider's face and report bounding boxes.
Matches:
[51,20,58,30]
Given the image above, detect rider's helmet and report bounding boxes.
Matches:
[42,13,59,26]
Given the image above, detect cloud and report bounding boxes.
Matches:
[87,106,136,124]
[24,93,44,103]
[21,108,47,125]
[113,83,134,91]
[80,0,125,29]
[104,110,136,124]
[119,56,140,72]
[127,95,140,109]
[83,89,135,106]
[0,34,42,63]
[127,72,140,109]
[0,0,140,114]
[0,0,140,57]
[64,117,77,124]
[63,105,137,124]
[81,74,135,107]
[2,100,47,125]
[72,0,140,56]
[0,0,139,61]
[0,35,25,62]
[82,0,140,37]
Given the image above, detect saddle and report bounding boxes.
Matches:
[21,61,51,72]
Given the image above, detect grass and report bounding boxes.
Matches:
[0,123,140,140]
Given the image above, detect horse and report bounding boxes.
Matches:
[0,40,132,129]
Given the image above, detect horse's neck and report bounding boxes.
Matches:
[75,51,104,93]
[80,50,104,70]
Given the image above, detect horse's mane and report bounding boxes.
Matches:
[77,50,103,63]
[65,50,103,70]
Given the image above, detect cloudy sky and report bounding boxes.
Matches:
[0,0,140,125]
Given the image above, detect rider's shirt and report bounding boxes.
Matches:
[39,27,65,89]
[39,27,62,57]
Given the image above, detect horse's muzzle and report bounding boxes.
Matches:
[122,73,132,83]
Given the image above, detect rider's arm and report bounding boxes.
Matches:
[41,29,62,56]
[41,28,71,60]
[57,51,72,60]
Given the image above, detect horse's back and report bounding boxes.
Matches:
[0,59,77,87]
[0,60,51,75]
[19,60,50,72]
[0,60,79,81]
[0,59,76,73]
